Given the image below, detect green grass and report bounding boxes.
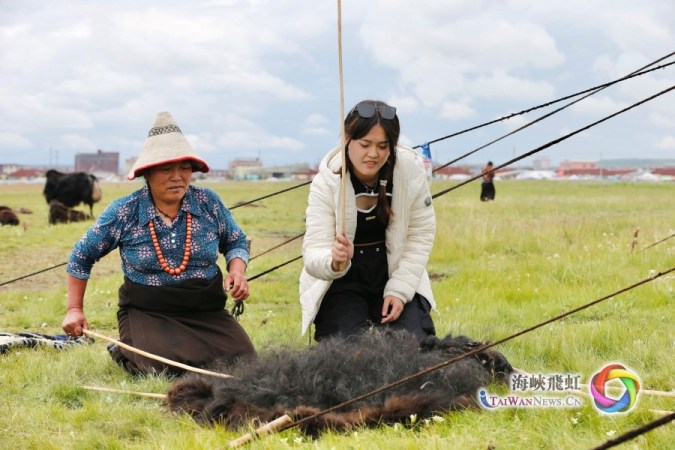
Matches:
[0,180,673,449]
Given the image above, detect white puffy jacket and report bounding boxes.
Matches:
[299,145,436,334]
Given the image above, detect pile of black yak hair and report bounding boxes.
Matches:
[167,330,513,435]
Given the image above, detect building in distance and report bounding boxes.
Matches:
[229,158,263,180]
[75,149,119,174]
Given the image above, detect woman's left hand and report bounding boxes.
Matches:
[225,258,249,301]
[225,270,249,301]
[381,295,405,324]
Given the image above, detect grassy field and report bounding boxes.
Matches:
[0,179,673,449]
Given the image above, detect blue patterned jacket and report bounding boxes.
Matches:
[67,185,248,286]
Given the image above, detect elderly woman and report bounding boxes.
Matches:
[62,111,255,375]
[300,100,437,342]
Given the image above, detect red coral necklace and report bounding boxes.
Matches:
[149,213,192,276]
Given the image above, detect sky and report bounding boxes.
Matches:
[1,0,674,171]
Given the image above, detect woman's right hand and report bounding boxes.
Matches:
[62,308,89,337]
[331,233,354,271]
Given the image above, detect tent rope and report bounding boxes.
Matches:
[590,412,674,450]
[641,232,675,252]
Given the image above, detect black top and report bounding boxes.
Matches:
[350,171,392,245]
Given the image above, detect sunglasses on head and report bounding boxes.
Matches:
[351,101,397,120]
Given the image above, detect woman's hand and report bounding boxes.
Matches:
[381,295,405,324]
[225,258,249,301]
[63,275,89,336]
[62,308,89,336]
[331,233,354,271]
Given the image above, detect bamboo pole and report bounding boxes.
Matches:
[228,414,293,448]
[82,329,235,379]
[336,0,347,272]
[81,385,167,399]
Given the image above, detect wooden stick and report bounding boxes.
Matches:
[82,329,235,379]
[630,227,640,253]
[336,0,347,272]
[228,414,293,447]
[568,387,674,399]
[648,409,674,415]
[577,384,674,398]
[81,385,167,399]
[228,414,293,448]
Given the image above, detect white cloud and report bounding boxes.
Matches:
[469,72,555,101]
[13,99,94,132]
[301,127,330,137]
[352,2,569,124]
[591,52,652,79]
[570,96,627,116]
[440,101,476,121]
[300,113,337,136]
[305,114,329,126]
[398,133,415,148]
[590,50,675,103]
[650,112,675,128]
[217,131,304,153]
[301,114,331,136]
[185,134,217,154]
[0,23,30,38]
[51,23,91,39]
[214,115,304,152]
[59,134,96,151]
[603,6,672,53]
[656,136,675,150]
[499,114,530,132]
[387,96,419,114]
[0,132,32,148]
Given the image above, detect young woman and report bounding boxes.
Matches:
[62,111,255,375]
[300,100,436,341]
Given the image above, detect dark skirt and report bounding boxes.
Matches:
[112,269,255,376]
[480,181,496,201]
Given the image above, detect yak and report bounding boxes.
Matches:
[167,330,513,436]
[48,200,91,225]
[0,207,20,226]
[43,170,102,218]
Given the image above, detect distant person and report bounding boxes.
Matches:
[61,111,255,376]
[299,100,436,342]
[480,161,496,201]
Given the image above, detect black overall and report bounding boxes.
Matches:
[313,173,435,341]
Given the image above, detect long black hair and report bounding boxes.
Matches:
[344,100,400,225]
